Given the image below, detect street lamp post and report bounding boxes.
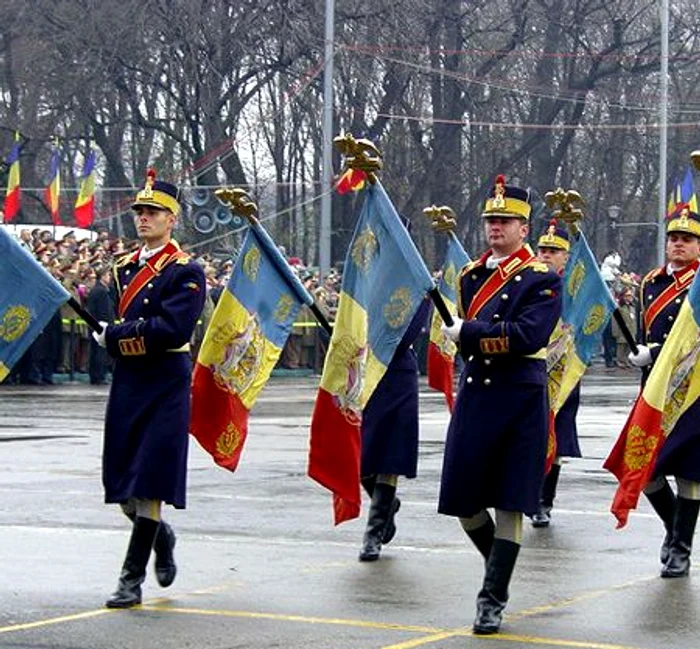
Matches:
[607,204,621,251]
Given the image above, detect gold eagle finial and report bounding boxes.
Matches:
[333,132,383,183]
[214,187,259,222]
[423,204,457,232]
[543,187,584,233]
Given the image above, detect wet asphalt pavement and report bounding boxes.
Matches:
[0,366,698,649]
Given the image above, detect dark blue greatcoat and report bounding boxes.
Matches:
[555,384,581,458]
[438,249,562,518]
[638,263,700,481]
[361,297,431,479]
[102,245,206,509]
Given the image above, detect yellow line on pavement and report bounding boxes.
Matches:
[508,574,657,621]
[0,609,112,634]
[481,632,648,649]
[140,605,444,634]
[377,631,464,649]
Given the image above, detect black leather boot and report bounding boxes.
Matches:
[645,481,676,564]
[106,517,159,608]
[532,464,561,528]
[361,476,376,497]
[154,521,177,588]
[358,483,396,562]
[473,539,520,635]
[661,497,700,578]
[361,477,400,544]
[464,515,495,562]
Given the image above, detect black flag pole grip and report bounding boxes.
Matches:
[309,303,333,336]
[67,297,103,334]
[428,287,454,327]
[612,308,638,356]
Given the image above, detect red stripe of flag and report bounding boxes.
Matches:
[426,342,455,412]
[308,387,361,524]
[190,363,250,471]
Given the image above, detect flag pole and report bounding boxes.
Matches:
[67,297,102,333]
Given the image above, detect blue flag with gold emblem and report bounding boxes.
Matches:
[548,230,617,412]
[0,226,70,382]
[308,181,436,524]
[191,218,315,472]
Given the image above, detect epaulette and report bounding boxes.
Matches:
[174,250,191,265]
[460,259,481,275]
[642,267,663,284]
[527,260,551,273]
[114,252,133,268]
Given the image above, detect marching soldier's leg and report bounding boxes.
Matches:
[643,476,676,565]
[532,461,561,528]
[360,475,376,497]
[120,499,176,587]
[106,499,161,608]
[153,520,177,587]
[358,474,398,562]
[378,474,401,545]
[459,510,495,561]
[661,479,700,578]
[473,509,522,635]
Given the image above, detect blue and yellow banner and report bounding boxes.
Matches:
[546,230,616,465]
[605,273,700,526]
[308,181,435,524]
[427,233,470,411]
[0,227,70,382]
[191,219,313,471]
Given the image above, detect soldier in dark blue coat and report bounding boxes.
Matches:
[92,170,206,608]
[629,203,700,578]
[531,220,582,527]
[358,295,431,561]
[439,175,562,635]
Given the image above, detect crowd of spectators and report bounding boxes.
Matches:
[3,227,644,386]
[3,227,343,384]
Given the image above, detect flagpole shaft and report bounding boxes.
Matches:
[428,288,454,327]
[612,308,638,356]
[309,303,333,335]
[67,297,103,334]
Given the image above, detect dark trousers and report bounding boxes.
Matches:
[89,339,110,384]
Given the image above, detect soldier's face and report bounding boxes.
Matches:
[133,206,176,245]
[537,247,568,273]
[484,217,528,256]
[666,232,700,266]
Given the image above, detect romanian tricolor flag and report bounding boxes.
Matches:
[308,181,435,525]
[427,233,470,411]
[667,167,698,216]
[3,133,21,223]
[190,218,314,471]
[0,226,70,382]
[546,231,616,468]
[74,149,96,228]
[604,275,700,527]
[44,144,62,226]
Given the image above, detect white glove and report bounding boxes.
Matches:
[628,345,652,368]
[92,321,108,348]
[440,316,464,342]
